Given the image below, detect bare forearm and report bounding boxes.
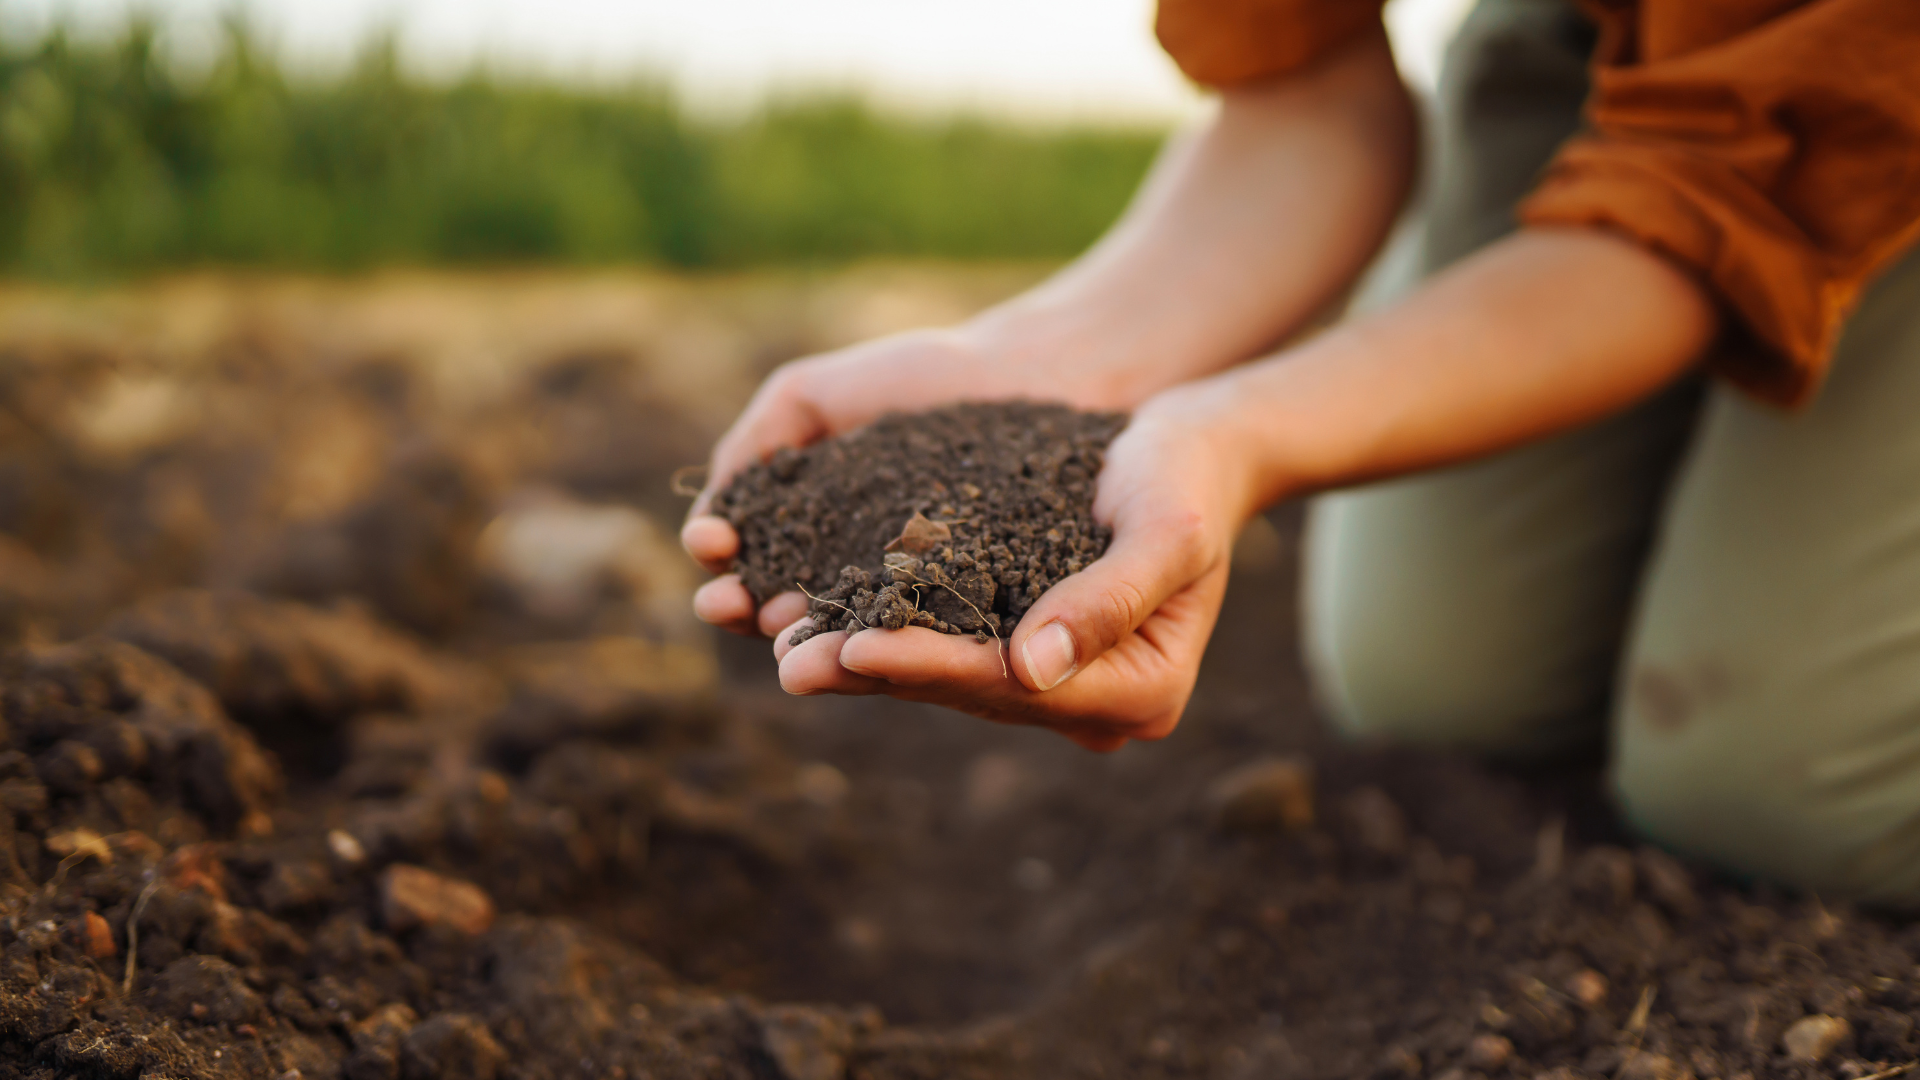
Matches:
[1180,228,1720,515]
[964,30,1417,407]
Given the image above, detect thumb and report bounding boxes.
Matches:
[1009,508,1215,693]
[692,366,829,519]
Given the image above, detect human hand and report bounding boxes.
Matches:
[682,324,1124,638]
[768,385,1256,751]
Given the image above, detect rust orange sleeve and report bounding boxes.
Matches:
[1520,0,1920,406]
[1155,0,1388,87]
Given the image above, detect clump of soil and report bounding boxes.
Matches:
[712,402,1126,645]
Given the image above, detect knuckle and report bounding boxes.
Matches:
[759,367,800,407]
[1161,507,1213,569]
[1130,712,1181,742]
[759,361,813,409]
[1096,577,1151,645]
[767,358,806,387]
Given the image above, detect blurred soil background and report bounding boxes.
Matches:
[0,264,1045,644]
[3,14,1920,1080]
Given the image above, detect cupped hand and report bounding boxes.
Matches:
[770,385,1257,750]
[683,324,1121,637]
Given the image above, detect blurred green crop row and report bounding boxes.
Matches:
[0,19,1169,277]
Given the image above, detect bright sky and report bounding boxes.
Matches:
[4,0,1475,122]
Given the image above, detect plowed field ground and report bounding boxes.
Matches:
[0,269,1911,1080]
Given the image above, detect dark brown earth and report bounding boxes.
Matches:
[1,275,1918,1080]
[0,605,896,1080]
[713,402,1126,645]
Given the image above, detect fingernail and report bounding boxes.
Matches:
[1023,622,1079,691]
[840,655,880,678]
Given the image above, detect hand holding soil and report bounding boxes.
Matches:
[681,329,997,639]
[699,391,1253,750]
[681,320,1161,638]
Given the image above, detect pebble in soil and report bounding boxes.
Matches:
[711,402,1127,645]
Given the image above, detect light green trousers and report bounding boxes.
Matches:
[1303,0,1920,903]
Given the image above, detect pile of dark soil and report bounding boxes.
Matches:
[713,402,1125,644]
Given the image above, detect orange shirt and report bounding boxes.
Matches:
[1156,0,1920,405]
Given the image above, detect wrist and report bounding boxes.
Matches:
[1133,375,1278,532]
[957,294,1175,410]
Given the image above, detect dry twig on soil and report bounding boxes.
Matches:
[889,565,1009,680]
[797,583,870,631]
[123,873,163,995]
[670,465,708,498]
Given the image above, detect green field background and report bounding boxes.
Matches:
[0,19,1170,277]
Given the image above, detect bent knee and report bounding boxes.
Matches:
[1301,514,1610,758]
[1304,603,1600,757]
[1614,669,1920,906]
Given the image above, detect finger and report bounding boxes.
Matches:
[1009,509,1216,694]
[680,515,739,574]
[838,626,1014,692]
[770,614,813,662]
[692,576,762,636]
[836,568,1223,736]
[756,591,810,639]
[698,368,829,513]
[1018,562,1231,740]
[1058,728,1128,753]
[834,629,1086,730]
[778,630,894,697]
[834,627,1158,738]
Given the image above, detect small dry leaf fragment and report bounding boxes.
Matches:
[1781,1014,1850,1062]
[353,1002,420,1052]
[380,864,496,936]
[1206,756,1315,832]
[328,828,367,865]
[1566,968,1609,1009]
[79,911,116,959]
[45,828,114,866]
[1465,1033,1512,1071]
[1624,985,1655,1035]
[164,844,229,901]
[883,512,952,555]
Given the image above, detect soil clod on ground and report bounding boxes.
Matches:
[712,402,1126,645]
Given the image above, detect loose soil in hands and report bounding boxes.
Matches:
[0,273,1917,1080]
[713,402,1125,645]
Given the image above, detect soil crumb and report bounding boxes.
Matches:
[713,402,1126,645]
